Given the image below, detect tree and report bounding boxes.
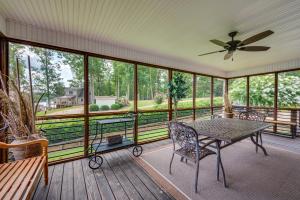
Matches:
[213,78,225,98]
[196,76,211,98]
[168,73,189,120]
[58,52,84,88]
[229,78,247,105]
[9,44,28,90]
[278,75,300,107]
[30,47,63,107]
[230,74,300,108]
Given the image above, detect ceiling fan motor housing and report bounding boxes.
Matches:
[226,31,239,52]
[226,40,240,51]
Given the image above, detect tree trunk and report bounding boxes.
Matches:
[174,100,178,121]
[127,83,130,99]
[149,69,154,99]
[90,74,95,104]
[117,77,120,98]
[44,51,50,108]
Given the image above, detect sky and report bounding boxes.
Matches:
[21,46,74,87]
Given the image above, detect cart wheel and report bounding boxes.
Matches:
[89,155,103,169]
[132,146,143,157]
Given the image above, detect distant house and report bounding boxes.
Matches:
[55,88,84,108]
[94,96,116,107]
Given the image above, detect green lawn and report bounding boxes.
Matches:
[36,105,82,116]
[37,97,223,117]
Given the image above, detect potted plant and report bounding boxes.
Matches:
[168,73,189,120]
[223,93,234,118]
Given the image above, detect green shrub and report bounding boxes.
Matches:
[154,93,164,105]
[111,103,121,110]
[89,104,100,111]
[100,105,110,111]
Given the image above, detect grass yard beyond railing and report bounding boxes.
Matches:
[37,111,183,162]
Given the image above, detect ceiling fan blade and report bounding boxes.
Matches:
[224,52,233,60]
[210,39,230,47]
[198,50,226,56]
[238,46,270,51]
[239,30,274,46]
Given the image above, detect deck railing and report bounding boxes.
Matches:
[36,118,85,162]
[33,106,299,164]
[233,106,300,138]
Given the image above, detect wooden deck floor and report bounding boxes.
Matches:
[33,140,174,200]
[32,134,300,200]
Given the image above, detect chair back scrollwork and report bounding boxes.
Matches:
[239,110,266,122]
[168,122,199,154]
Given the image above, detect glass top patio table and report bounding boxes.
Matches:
[189,118,272,143]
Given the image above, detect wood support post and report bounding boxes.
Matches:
[246,76,250,109]
[225,78,229,94]
[274,73,278,133]
[0,37,8,163]
[211,77,214,115]
[168,69,172,138]
[168,69,173,122]
[291,110,297,138]
[83,54,89,157]
[193,74,196,120]
[134,64,138,144]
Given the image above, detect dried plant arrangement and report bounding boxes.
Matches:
[223,93,234,118]
[0,73,45,159]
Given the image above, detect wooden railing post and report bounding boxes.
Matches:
[0,36,8,163]
[291,110,297,138]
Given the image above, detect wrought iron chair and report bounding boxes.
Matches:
[211,114,222,119]
[239,110,266,152]
[168,122,218,192]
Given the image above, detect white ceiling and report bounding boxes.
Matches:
[1,0,300,72]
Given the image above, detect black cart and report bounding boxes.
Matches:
[88,114,143,169]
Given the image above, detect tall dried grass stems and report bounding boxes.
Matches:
[0,74,38,139]
[224,93,233,113]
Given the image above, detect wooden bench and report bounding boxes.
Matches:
[266,120,297,126]
[0,139,48,200]
[265,120,297,138]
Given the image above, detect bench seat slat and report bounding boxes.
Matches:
[0,160,27,190]
[0,158,37,199]
[18,156,46,200]
[0,163,11,172]
[0,139,48,200]
[0,162,15,180]
[12,157,44,200]
[0,156,45,200]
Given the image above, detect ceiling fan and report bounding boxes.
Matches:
[198,30,274,60]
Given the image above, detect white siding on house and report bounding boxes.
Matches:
[95,97,116,107]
